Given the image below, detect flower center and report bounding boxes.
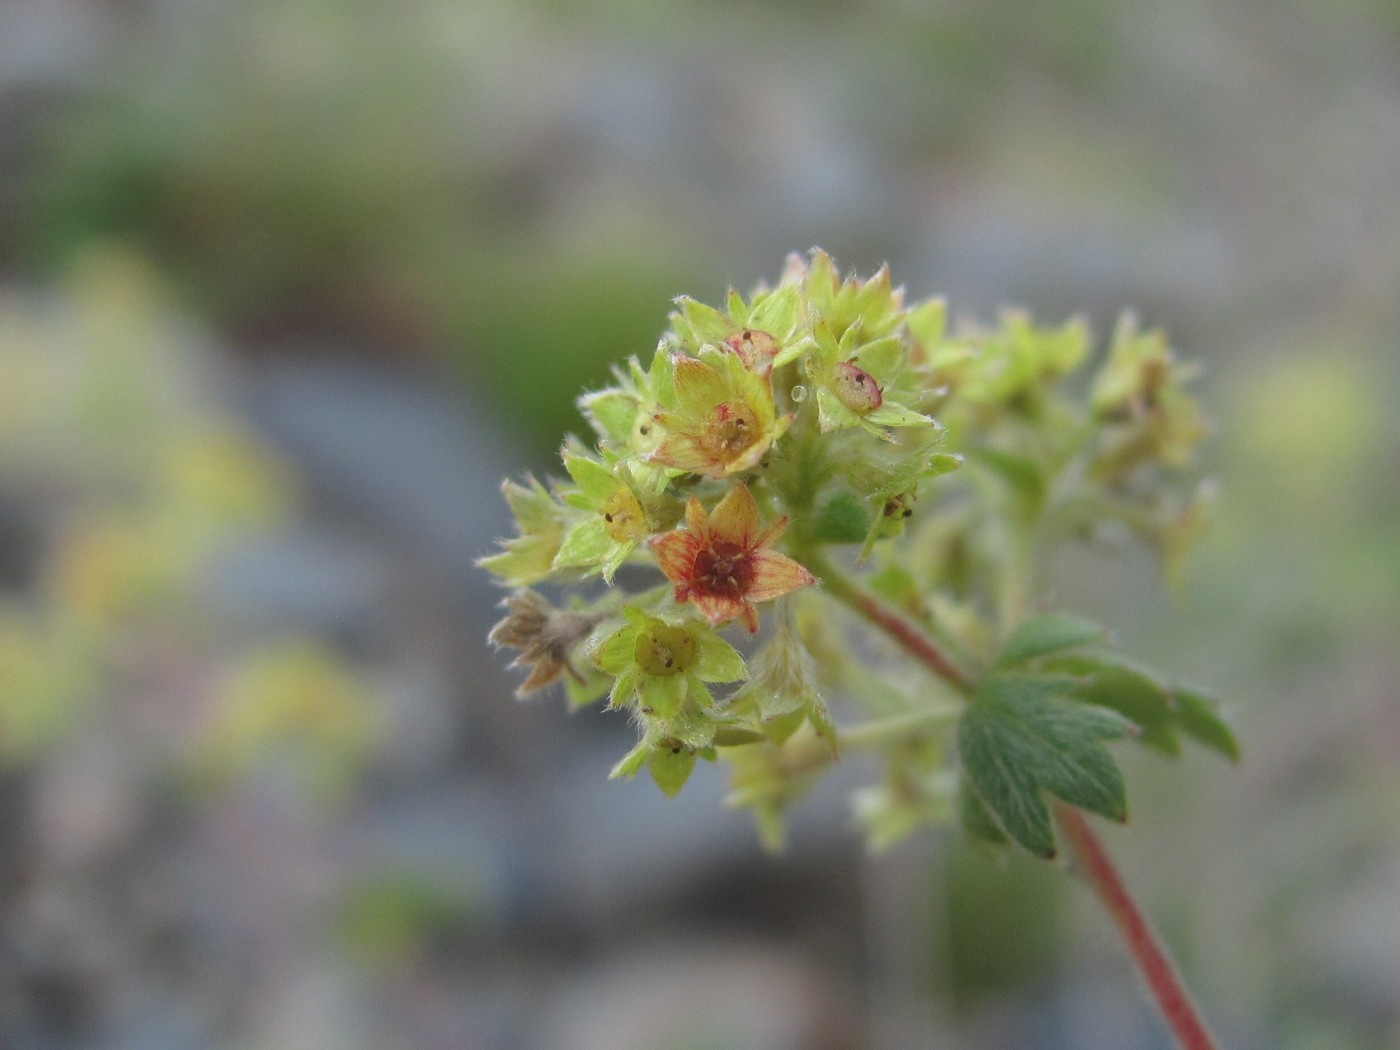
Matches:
[833,361,883,413]
[692,539,755,599]
[700,402,761,461]
[602,486,647,543]
[634,623,698,677]
[723,329,780,371]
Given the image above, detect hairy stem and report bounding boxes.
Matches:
[805,554,975,695]
[1053,802,1218,1050]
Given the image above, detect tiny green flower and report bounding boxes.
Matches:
[591,607,746,721]
[477,476,567,586]
[552,446,677,581]
[802,319,937,439]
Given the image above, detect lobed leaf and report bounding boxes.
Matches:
[996,613,1105,668]
[957,674,1129,858]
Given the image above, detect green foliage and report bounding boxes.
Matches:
[482,250,1230,858]
[958,674,1129,858]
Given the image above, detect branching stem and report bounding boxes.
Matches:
[804,553,975,695]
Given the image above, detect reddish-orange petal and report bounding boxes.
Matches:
[689,590,747,627]
[708,483,760,547]
[683,496,708,537]
[671,355,730,416]
[753,514,789,550]
[649,431,719,475]
[650,530,701,585]
[738,603,760,633]
[746,549,816,602]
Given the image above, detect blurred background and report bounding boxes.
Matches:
[0,0,1398,1047]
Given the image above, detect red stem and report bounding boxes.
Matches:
[813,562,974,694]
[815,561,1217,1048]
[1054,802,1218,1050]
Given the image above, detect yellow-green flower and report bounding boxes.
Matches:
[552,446,677,581]
[646,349,792,478]
[591,607,746,721]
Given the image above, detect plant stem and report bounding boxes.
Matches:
[837,705,961,748]
[1053,802,1218,1050]
[808,553,1216,1049]
[805,554,975,695]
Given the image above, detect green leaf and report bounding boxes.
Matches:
[1046,652,1239,762]
[1047,651,1181,756]
[958,775,1008,846]
[996,614,1105,667]
[958,674,1129,859]
[1172,687,1240,762]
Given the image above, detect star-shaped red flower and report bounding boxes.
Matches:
[649,484,815,632]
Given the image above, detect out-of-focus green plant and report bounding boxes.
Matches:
[0,248,376,790]
[482,251,1234,1048]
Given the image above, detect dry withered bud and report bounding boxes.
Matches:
[488,589,599,697]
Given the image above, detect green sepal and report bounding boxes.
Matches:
[695,632,747,683]
[674,296,735,345]
[607,667,641,709]
[906,297,946,349]
[958,673,1129,859]
[552,518,616,573]
[996,614,1106,668]
[815,387,861,432]
[761,707,806,744]
[593,621,640,675]
[636,671,686,719]
[849,336,903,382]
[609,737,651,780]
[771,335,815,369]
[865,403,934,429]
[578,388,640,448]
[561,450,619,504]
[747,284,799,336]
[648,744,697,796]
[477,476,567,586]
[712,726,766,747]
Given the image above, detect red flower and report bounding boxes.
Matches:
[649,484,815,632]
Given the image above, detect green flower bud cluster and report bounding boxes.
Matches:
[482,251,1231,855]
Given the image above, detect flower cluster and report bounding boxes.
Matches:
[482,251,1224,852]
